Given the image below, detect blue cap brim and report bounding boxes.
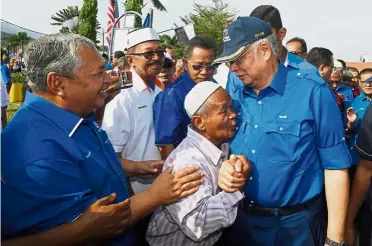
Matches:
[366,76,372,83]
[213,45,248,64]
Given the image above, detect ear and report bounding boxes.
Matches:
[126,56,135,68]
[191,115,206,132]
[318,64,326,76]
[46,72,66,97]
[278,27,287,42]
[260,42,272,61]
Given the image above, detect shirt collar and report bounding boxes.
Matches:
[24,90,84,137]
[283,47,301,70]
[187,126,228,166]
[360,93,372,101]
[242,62,287,96]
[131,69,148,92]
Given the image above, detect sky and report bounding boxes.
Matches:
[1,0,371,61]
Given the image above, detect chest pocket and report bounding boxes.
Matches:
[263,121,301,162]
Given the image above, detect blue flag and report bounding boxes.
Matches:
[143,13,151,27]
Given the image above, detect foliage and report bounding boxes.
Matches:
[78,0,98,43]
[180,0,236,53]
[160,34,184,58]
[11,72,27,84]
[125,0,167,27]
[6,32,31,53]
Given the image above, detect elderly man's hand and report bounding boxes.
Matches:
[147,166,204,206]
[218,154,251,193]
[75,193,131,240]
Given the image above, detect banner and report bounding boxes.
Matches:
[174,24,195,47]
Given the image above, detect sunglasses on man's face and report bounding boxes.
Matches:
[187,60,219,72]
[128,49,166,60]
[289,51,305,56]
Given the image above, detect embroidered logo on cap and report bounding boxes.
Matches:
[223,28,231,42]
[254,32,265,39]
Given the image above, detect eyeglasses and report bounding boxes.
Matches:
[289,51,305,56]
[187,60,219,72]
[128,49,166,60]
[226,45,255,67]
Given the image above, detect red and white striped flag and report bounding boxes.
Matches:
[106,0,120,46]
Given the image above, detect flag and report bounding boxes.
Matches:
[174,24,195,47]
[106,0,120,46]
[143,13,151,27]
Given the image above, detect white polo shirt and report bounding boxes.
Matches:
[102,69,162,194]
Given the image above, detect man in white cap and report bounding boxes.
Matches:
[147,81,251,246]
[102,27,166,245]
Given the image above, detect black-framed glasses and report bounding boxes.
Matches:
[187,60,219,72]
[128,49,166,60]
[289,51,305,56]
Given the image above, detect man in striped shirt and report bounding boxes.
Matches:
[146,82,251,246]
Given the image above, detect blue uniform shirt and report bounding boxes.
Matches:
[336,84,354,102]
[345,93,372,165]
[226,51,319,96]
[1,91,135,245]
[229,62,351,207]
[1,63,12,85]
[153,71,195,146]
[105,61,114,71]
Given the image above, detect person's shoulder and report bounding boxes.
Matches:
[287,67,326,88]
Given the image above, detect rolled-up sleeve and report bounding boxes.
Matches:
[2,158,97,237]
[153,91,184,145]
[165,160,243,241]
[312,84,351,170]
[102,96,132,153]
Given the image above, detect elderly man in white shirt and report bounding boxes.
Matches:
[102,27,167,195]
[147,82,251,246]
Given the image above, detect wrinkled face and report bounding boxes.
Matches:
[329,71,341,91]
[127,41,165,78]
[286,41,306,59]
[157,67,174,87]
[184,47,216,83]
[202,89,237,143]
[62,47,107,116]
[360,72,372,96]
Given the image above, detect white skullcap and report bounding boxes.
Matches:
[184,81,221,118]
[164,52,172,60]
[334,60,343,68]
[125,27,160,50]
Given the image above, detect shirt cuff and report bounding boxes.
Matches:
[220,190,244,207]
[113,144,124,153]
[319,141,352,170]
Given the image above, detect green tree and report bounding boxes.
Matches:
[160,34,183,58]
[180,0,236,52]
[6,32,31,53]
[78,0,98,43]
[125,0,167,27]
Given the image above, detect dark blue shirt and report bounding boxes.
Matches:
[1,91,135,245]
[153,71,195,146]
[336,84,354,102]
[229,62,351,207]
[1,63,12,85]
[345,93,372,165]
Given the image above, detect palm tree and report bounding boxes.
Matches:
[7,32,31,53]
[125,0,167,27]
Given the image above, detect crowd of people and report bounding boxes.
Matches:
[1,4,372,246]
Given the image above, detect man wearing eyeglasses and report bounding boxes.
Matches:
[286,37,308,60]
[153,36,218,160]
[214,17,351,246]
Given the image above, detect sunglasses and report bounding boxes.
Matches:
[187,60,219,72]
[128,49,166,60]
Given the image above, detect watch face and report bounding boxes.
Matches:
[340,242,348,246]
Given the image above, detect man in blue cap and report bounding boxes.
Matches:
[214,17,351,246]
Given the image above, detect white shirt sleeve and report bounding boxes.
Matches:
[101,94,132,153]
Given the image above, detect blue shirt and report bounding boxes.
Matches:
[336,84,354,102]
[345,93,372,165]
[229,62,351,207]
[1,63,12,85]
[153,71,195,146]
[1,91,135,245]
[226,52,319,95]
[105,61,114,71]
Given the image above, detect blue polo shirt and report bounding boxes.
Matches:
[336,84,354,102]
[229,62,351,207]
[226,52,319,95]
[1,91,135,245]
[344,93,372,165]
[153,71,195,146]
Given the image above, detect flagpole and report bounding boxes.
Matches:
[149,8,153,28]
[102,27,104,54]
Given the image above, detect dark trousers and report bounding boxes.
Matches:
[222,196,325,246]
[134,214,152,246]
[359,202,372,246]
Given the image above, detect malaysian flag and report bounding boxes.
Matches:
[106,0,120,46]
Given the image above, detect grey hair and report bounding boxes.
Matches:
[24,33,97,91]
[250,34,278,58]
[194,100,213,118]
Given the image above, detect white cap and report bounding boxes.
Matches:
[334,60,343,68]
[184,81,221,118]
[164,52,172,60]
[125,27,160,50]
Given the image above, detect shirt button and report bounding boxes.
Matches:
[249,176,253,180]
[279,127,284,131]
[258,101,262,105]
[343,137,345,141]
[297,72,301,76]
[251,149,256,154]
[254,125,258,128]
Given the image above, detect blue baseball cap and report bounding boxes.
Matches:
[366,76,372,84]
[214,17,272,64]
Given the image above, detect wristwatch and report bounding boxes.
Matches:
[325,238,348,246]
